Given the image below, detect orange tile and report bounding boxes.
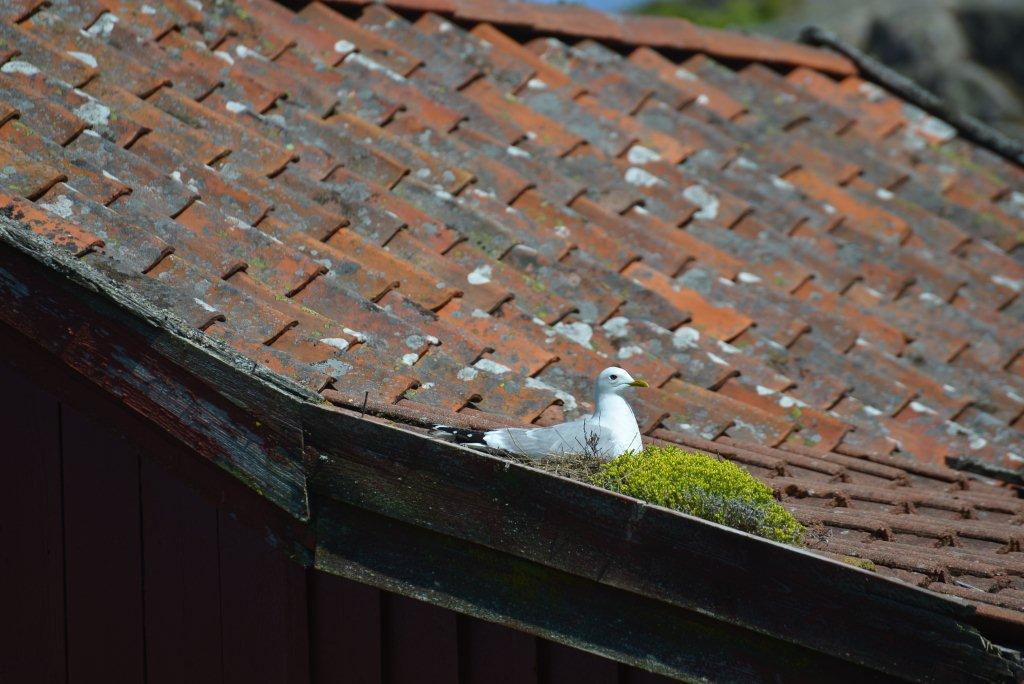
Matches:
[622,261,752,341]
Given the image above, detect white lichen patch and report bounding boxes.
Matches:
[862,405,884,417]
[778,394,808,409]
[626,145,661,165]
[770,175,794,192]
[66,51,98,68]
[401,353,420,366]
[736,271,762,284]
[624,167,663,188]
[320,337,350,351]
[526,78,547,90]
[345,52,405,82]
[674,67,698,81]
[1,61,40,76]
[468,264,491,284]
[733,156,758,170]
[474,358,510,375]
[224,101,247,113]
[84,13,119,38]
[909,401,937,415]
[992,274,1023,292]
[193,298,217,312]
[875,188,894,201]
[707,353,729,366]
[234,45,265,61]
[552,321,593,349]
[617,345,644,360]
[343,327,367,343]
[682,184,719,220]
[717,340,739,354]
[672,326,700,349]
[38,195,74,219]
[456,365,478,381]
[601,316,630,339]
[505,145,531,158]
[333,40,355,54]
[74,99,111,126]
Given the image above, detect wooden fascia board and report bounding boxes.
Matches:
[313,497,878,681]
[0,216,1016,681]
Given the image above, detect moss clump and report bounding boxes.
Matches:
[592,446,804,545]
[841,556,877,572]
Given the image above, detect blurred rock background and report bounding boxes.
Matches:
[627,0,1024,140]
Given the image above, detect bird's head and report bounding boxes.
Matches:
[596,367,649,395]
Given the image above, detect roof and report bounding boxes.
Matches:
[2,0,1024,664]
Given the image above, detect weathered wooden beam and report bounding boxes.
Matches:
[314,498,878,682]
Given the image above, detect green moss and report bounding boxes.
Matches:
[841,556,876,572]
[631,0,800,27]
[592,445,804,545]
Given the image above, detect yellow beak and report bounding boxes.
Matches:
[628,379,649,388]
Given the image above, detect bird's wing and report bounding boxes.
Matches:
[483,417,618,459]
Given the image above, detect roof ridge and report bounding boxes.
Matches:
[319,0,857,74]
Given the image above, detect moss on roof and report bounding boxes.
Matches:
[592,445,805,545]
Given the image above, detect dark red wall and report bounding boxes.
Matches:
[0,349,671,683]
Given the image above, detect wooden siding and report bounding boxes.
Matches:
[0,351,671,684]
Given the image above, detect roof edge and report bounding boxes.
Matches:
[319,0,858,75]
[800,25,1024,169]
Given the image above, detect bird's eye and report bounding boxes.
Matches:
[610,374,618,380]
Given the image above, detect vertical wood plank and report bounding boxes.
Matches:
[0,363,66,683]
[219,511,309,684]
[141,456,223,684]
[61,403,146,683]
[308,570,382,684]
[459,615,538,684]
[382,593,459,684]
[540,639,619,684]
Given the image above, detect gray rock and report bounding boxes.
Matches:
[760,0,1024,141]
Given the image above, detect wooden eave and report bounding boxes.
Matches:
[0,214,1019,682]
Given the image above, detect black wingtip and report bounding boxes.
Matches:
[433,425,487,444]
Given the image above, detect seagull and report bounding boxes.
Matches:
[434,367,649,460]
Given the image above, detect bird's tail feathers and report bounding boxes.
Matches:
[432,425,487,445]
